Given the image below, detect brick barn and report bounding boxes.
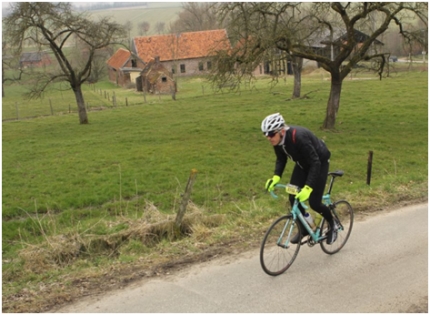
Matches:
[19,52,52,68]
[140,56,176,94]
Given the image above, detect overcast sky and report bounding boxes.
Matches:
[1,2,124,8]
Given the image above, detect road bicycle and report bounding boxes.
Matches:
[260,170,354,276]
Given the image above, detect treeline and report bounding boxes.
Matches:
[73,2,148,11]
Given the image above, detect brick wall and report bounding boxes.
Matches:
[161,58,213,77]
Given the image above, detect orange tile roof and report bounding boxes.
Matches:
[133,29,231,63]
[106,48,131,69]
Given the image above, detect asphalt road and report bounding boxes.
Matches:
[56,203,428,313]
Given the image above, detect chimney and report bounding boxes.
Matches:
[155,56,160,63]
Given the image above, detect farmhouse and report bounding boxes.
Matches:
[132,29,232,76]
[107,29,232,87]
[19,52,52,68]
[106,48,145,87]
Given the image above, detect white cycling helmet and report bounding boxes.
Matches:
[261,113,285,135]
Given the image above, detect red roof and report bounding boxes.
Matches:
[106,48,131,69]
[133,29,231,63]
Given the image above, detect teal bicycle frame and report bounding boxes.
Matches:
[270,174,339,246]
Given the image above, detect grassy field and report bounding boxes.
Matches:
[2,67,428,312]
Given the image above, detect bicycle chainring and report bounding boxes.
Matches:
[306,236,316,247]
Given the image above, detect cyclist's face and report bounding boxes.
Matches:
[266,131,282,146]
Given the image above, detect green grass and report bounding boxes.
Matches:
[3,69,427,224]
[2,69,428,312]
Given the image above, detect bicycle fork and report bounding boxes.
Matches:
[277,218,295,249]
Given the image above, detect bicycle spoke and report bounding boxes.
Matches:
[260,215,301,276]
[320,200,354,255]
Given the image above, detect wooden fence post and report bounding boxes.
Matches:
[15,102,19,120]
[49,99,54,116]
[367,151,373,185]
[175,169,198,234]
[171,86,176,100]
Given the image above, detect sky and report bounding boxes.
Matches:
[1,1,182,9]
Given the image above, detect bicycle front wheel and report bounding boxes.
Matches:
[260,214,301,276]
[320,200,354,254]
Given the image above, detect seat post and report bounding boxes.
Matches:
[326,175,335,195]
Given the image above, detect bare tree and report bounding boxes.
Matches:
[2,40,23,98]
[216,2,428,129]
[124,21,133,41]
[3,2,126,124]
[138,21,151,36]
[155,22,166,35]
[169,3,223,33]
[214,3,305,97]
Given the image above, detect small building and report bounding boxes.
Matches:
[140,56,176,94]
[19,52,52,68]
[106,48,145,87]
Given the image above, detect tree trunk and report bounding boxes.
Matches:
[72,84,89,124]
[292,56,303,99]
[323,73,342,129]
[2,65,4,98]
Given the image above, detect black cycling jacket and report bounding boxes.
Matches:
[273,125,331,188]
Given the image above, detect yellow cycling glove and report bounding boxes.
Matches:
[265,175,281,192]
[295,185,313,202]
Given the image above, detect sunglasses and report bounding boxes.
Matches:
[263,131,278,138]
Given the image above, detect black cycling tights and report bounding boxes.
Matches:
[288,162,333,222]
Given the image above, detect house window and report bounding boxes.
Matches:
[131,59,137,67]
[198,62,204,71]
[180,64,186,73]
[207,61,212,70]
[161,76,167,82]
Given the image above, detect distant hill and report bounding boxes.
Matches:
[85,3,183,37]
[2,2,182,37]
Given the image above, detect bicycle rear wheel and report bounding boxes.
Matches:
[260,214,301,276]
[320,200,354,254]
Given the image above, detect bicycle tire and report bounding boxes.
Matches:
[320,200,354,255]
[260,214,301,276]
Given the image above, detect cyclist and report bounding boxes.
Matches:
[261,113,337,244]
